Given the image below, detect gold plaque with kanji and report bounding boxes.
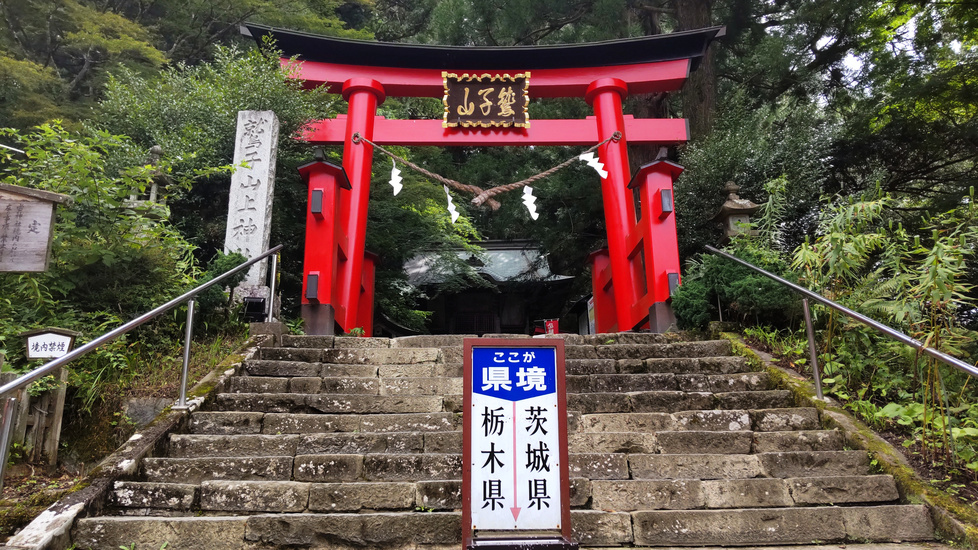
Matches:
[443,72,530,128]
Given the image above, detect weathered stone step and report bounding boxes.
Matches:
[141,450,869,484]
[110,481,197,511]
[624,451,870,480]
[580,408,821,433]
[112,473,900,517]
[73,512,463,550]
[72,504,933,549]
[568,390,794,414]
[628,505,934,545]
[590,475,900,510]
[244,357,752,381]
[566,372,771,393]
[213,393,445,414]
[169,432,459,456]
[189,412,460,435]
[263,340,733,365]
[279,333,683,350]
[142,453,466,483]
[175,428,818,457]
[260,346,445,365]
[563,340,732,360]
[230,373,774,396]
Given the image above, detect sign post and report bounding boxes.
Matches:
[463,338,576,550]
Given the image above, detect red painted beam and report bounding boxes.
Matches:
[285,59,691,98]
[303,115,688,146]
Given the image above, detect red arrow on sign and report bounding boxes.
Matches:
[510,401,521,521]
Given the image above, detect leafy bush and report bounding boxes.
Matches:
[0,123,212,409]
[672,236,802,329]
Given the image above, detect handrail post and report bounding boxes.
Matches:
[267,253,278,322]
[174,299,196,410]
[0,396,19,492]
[802,298,824,400]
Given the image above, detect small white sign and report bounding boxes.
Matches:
[26,333,73,360]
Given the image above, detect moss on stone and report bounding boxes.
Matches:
[720,330,978,549]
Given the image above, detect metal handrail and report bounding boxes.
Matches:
[0,244,283,488]
[705,246,978,399]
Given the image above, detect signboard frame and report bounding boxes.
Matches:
[0,183,70,273]
[443,73,531,129]
[462,337,573,549]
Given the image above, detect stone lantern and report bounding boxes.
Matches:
[712,181,760,242]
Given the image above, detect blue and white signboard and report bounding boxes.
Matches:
[463,338,572,546]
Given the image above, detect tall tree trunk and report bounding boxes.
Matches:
[674,0,717,139]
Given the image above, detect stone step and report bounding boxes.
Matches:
[568,390,794,414]
[213,389,794,415]
[141,454,466,483]
[111,472,900,516]
[628,505,934,546]
[566,372,771,393]
[73,504,933,549]
[579,408,821,433]
[110,478,586,514]
[624,451,870,480]
[243,357,752,380]
[213,393,445,414]
[73,512,462,550]
[262,340,732,365]
[229,373,774,396]
[563,340,732,360]
[189,412,460,435]
[174,429,822,457]
[590,475,900,510]
[189,408,821,439]
[142,450,870,484]
[260,346,445,364]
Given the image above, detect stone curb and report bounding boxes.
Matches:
[718,331,978,550]
[2,334,269,550]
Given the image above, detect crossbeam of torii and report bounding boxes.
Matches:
[244,24,724,336]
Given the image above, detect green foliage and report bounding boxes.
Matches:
[0,54,65,128]
[789,188,978,476]
[95,42,337,316]
[672,236,802,330]
[676,95,834,258]
[0,0,166,123]
[98,42,334,176]
[0,122,223,410]
[0,122,198,314]
[193,251,248,332]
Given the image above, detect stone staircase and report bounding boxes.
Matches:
[70,333,935,549]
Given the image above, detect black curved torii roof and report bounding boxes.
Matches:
[242,23,725,72]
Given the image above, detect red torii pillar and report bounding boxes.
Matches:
[338,79,384,333]
[586,78,641,332]
[300,78,384,336]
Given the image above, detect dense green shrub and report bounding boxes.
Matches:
[672,236,802,329]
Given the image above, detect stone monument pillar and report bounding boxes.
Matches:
[225,110,279,307]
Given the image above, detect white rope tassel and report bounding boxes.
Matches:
[389,160,403,196]
[444,185,460,223]
[522,186,540,220]
[579,152,608,179]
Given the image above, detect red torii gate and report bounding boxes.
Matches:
[245,25,724,336]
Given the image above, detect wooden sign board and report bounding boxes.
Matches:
[0,184,69,273]
[443,73,530,129]
[463,338,576,550]
[21,327,80,360]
